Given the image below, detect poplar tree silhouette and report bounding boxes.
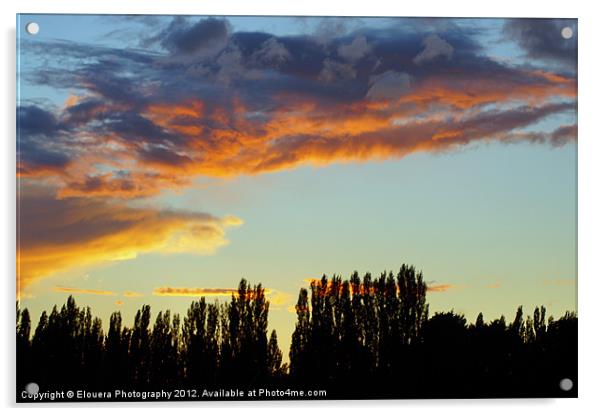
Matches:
[182,299,220,385]
[16,269,577,400]
[16,305,31,390]
[288,265,577,399]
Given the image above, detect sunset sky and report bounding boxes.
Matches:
[17,15,577,358]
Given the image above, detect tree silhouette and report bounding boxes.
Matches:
[149,310,180,387]
[289,265,430,390]
[16,269,577,401]
[182,299,220,385]
[129,304,151,387]
[104,311,128,387]
[289,288,311,381]
[267,330,283,377]
[288,265,577,399]
[16,304,31,390]
[221,279,270,386]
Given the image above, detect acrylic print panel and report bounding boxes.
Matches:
[16,14,577,402]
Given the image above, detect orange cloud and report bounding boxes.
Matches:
[427,284,456,293]
[56,172,191,199]
[123,291,144,298]
[20,67,576,200]
[153,287,239,297]
[124,97,576,182]
[63,94,80,108]
[17,188,242,291]
[268,290,293,307]
[288,280,457,309]
[53,286,116,296]
[151,286,291,308]
[303,277,463,295]
[396,69,575,110]
[303,276,388,296]
[144,101,205,137]
[153,286,274,298]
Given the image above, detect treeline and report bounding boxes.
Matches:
[288,265,577,398]
[17,280,285,392]
[16,265,577,399]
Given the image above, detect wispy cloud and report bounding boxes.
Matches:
[53,286,116,296]
[268,290,293,308]
[123,291,144,298]
[427,283,457,293]
[152,286,290,306]
[153,287,240,297]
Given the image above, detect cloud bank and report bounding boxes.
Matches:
[17,188,242,289]
[18,18,576,201]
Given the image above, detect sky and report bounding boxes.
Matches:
[17,15,577,359]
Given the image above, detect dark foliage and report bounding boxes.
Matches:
[289,265,577,398]
[17,279,282,393]
[16,266,577,400]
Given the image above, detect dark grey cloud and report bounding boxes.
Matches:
[550,124,577,146]
[17,105,72,174]
[366,71,412,100]
[138,145,194,167]
[155,17,230,55]
[22,23,507,111]
[504,19,577,67]
[103,112,182,147]
[18,139,71,175]
[64,99,107,125]
[338,35,372,61]
[413,34,454,65]
[18,105,60,136]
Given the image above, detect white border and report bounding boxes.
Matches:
[2,1,600,414]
